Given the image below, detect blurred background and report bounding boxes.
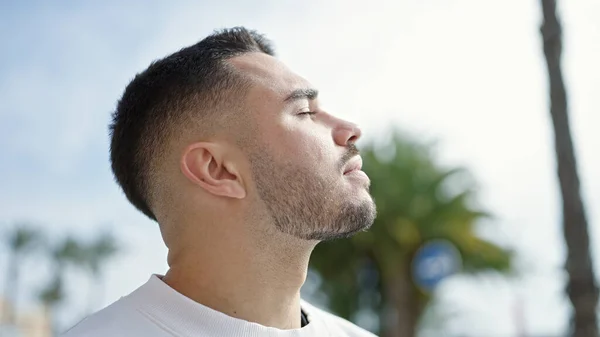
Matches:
[0,0,598,336]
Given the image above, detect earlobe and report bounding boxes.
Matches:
[180,143,246,199]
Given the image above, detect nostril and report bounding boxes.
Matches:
[348,134,359,144]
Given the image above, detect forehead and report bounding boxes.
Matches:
[228,52,312,101]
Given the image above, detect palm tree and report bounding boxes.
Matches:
[82,232,119,314]
[309,131,511,337]
[38,236,87,334]
[2,224,44,326]
[38,274,65,336]
[539,1,598,337]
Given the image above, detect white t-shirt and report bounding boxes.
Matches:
[61,275,377,337]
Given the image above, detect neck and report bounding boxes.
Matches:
[162,224,316,330]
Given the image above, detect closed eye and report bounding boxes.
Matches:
[298,111,317,116]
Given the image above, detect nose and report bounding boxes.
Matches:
[332,119,362,146]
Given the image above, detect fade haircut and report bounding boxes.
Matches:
[109,27,275,221]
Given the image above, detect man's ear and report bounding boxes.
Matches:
[180,142,246,199]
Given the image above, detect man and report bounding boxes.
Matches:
[63,27,377,337]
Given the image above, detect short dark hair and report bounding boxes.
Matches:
[109,27,275,221]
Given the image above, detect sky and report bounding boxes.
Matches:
[0,0,599,336]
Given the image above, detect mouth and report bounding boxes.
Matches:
[343,156,363,175]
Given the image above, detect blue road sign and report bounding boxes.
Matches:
[411,239,462,292]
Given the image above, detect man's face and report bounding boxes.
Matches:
[230,52,376,241]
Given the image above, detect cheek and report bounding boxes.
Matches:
[261,118,335,168]
[288,129,335,171]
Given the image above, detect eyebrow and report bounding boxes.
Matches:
[283,88,319,103]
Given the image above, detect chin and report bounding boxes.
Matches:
[307,198,377,242]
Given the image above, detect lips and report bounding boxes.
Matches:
[343,156,363,175]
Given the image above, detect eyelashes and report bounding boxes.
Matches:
[298,111,317,117]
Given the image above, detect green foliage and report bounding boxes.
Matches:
[84,232,119,275]
[6,224,45,255]
[53,236,88,267]
[309,130,512,336]
[39,276,64,307]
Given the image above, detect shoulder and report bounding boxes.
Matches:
[301,300,378,337]
[60,297,168,337]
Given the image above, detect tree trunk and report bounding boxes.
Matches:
[2,252,18,325]
[86,276,97,316]
[539,1,599,337]
[384,268,421,337]
[86,272,105,316]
